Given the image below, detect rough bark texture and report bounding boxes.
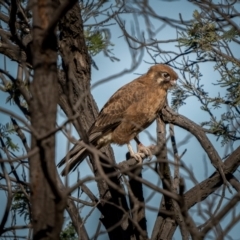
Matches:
[153,105,240,238]
[1,1,239,239]
[127,153,148,240]
[57,3,132,239]
[29,0,66,239]
[151,117,177,240]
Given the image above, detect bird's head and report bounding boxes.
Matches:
[147,64,178,90]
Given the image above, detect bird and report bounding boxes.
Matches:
[58,64,178,175]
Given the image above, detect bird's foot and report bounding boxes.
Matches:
[127,143,154,164]
[138,143,153,161]
[130,151,145,164]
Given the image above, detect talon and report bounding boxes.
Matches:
[130,152,145,164]
[127,143,144,164]
[138,143,152,161]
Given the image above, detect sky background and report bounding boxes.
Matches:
[0,0,240,239]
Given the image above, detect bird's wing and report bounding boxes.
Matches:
[89,78,146,135]
[58,79,147,174]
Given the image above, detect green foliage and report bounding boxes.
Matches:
[3,79,29,110]
[171,62,240,145]
[12,191,30,222]
[85,29,112,56]
[5,82,20,105]
[222,27,240,42]
[170,85,189,111]
[178,10,239,52]
[215,62,240,106]
[0,123,19,151]
[175,8,240,145]
[60,222,77,240]
[178,11,218,51]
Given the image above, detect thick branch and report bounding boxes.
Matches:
[184,145,240,209]
[160,105,228,186]
[58,2,131,239]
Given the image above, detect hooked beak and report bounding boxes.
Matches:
[170,79,177,86]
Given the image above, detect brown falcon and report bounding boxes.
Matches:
[58,64,178,175]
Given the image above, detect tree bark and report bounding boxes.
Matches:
[57,3,132,239]
[29,0,66,239]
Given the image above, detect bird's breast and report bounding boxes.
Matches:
[140,89,167,116]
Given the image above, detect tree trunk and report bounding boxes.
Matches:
[58,3,132,239]
[29,1,66,239]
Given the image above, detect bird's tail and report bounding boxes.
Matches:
[57,142,89,176]
[58,132,102,176]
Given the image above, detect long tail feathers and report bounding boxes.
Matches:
[58,132,102,176]
[58,143,88,176]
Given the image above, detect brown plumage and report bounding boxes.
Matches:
[58,64,178,175]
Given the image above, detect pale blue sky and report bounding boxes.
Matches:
[0,0,240,239]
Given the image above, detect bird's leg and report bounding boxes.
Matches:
[127,143,145,163]
[134,137,152,161]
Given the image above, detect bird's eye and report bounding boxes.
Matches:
[162,72,170,79]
